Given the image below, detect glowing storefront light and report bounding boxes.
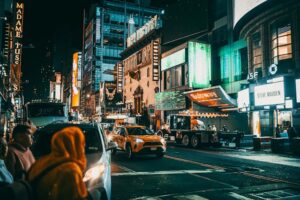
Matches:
[254,81,285,106]
[296,79,300,103]
[188,42,211,88]
[161,49,185,71]
[237,88,250,109]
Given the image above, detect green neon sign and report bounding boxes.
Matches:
[161,49,186,71]
[188,42,211,88]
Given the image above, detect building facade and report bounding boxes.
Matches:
[81,0,161,116]
[121,16,161,128]
[234,0,300,137]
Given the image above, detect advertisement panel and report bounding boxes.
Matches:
[237,88,250,109]
[188,42,211,88]
[254,81,285,106]
[161,49,185,71]
[71,53,80,107]
[233,0,267,27]
[296,79,300,103]
[155,91,186,111]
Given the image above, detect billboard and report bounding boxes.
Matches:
[188,42,211,88]
[233,0,267,27]
[161,49,185,71]
[254,81,285,106]
[71,53,80,107]
[155,91,186,111]
[237,88,250,109]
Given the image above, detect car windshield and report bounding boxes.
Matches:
[28,104,65,117]
[126,127,154,135]
[32,124,103,158]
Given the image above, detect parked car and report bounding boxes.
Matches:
[111,125,167,159]
[31,122,116,200]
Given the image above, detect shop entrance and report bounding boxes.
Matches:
[276,110,292,135]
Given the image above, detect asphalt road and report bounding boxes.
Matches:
[111,144,300,200]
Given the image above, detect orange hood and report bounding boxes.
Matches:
[28,127,87,181]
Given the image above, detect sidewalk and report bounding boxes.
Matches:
[220,147,300,168]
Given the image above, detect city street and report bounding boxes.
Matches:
[111,145,300,200]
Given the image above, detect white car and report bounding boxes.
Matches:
[32,122,116,200]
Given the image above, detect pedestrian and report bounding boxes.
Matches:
[27,127,88,200]
[287,125,297,142]
[0,137,13,184]
[5,124,35,180]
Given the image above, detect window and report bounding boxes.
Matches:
[271,20,292,64]
[164,65,184,90]
[251,31,262,70]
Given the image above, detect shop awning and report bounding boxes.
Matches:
[185,86,237,109]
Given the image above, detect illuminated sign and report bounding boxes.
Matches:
[117,62,123,93]
[161,49,185,71]
[72,53,80,107]
[254,81,285,106]
[11,2,24,91]
[152,39,159,81]
[15,2,24,39]
[155,91,186,111]
[296,79,300,103]
[247,72,258,81]
[127,15,160,48]
[233,0,267,27]
[188,42,211,88]
[237,88,250,109]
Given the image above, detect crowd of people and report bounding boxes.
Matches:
[0,123,93,200]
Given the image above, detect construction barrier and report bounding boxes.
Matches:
[271,138,290,153]
[253,136,272,151]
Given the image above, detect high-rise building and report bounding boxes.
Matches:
[82,0,162,116]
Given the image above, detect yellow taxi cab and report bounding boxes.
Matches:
[110,125,166,159]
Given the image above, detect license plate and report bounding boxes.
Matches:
[151,147,157,151]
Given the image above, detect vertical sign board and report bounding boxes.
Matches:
[296,79,300,103]
[117,62,123,93]
[152,39,159,81]
[72,53,80,107]
[11,2,24,91]
[237,88,250,111]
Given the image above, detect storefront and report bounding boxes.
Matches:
[246,76,298,137]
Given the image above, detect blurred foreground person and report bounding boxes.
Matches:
[5,124,35,180]
[0,137,13,184]
[27,127,88,200]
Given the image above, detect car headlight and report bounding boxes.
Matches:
[83,164,105,182]
[135,138,144,143]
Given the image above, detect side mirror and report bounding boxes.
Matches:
[106,141,118,151]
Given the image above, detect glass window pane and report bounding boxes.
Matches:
[278,45,292,56]
[279,54,292,60]
[278,35,291,46]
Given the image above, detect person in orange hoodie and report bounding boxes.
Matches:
[27,127,88,200]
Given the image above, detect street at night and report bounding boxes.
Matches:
[111,145,300,199]
[1,0,300,199]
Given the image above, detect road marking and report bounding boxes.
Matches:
[174,195,208,200]
[165,155,224,170]
[228,192,253,200]
[129,188,234,200]
[116,165,136,173]
[189,173,239,189]
[112,169,225,177]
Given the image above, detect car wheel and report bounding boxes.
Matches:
[191,135,200,148]
[126,144,134,159]
[156,152,164,158]
[182,134,190,147]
